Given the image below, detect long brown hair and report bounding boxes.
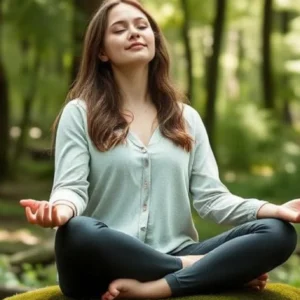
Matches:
[52,0,193,152]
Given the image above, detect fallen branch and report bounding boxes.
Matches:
[0,285,32,299]
[9,240,55,266]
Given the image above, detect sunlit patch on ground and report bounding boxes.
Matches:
[0,229,40,245]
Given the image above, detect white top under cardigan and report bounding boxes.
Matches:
[49,99,267,254]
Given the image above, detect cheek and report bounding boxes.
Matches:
[146,31,155,48]
[104,39,124,59]
[148,35,156,56]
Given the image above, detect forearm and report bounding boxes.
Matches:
[194,192,268,225]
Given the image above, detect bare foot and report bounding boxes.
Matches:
[101,278,171,300]
[179,255,205,268]
[245,273,268,291]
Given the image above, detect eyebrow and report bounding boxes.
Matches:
[110,17,147,28]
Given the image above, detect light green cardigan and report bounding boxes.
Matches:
[49,99,267,254]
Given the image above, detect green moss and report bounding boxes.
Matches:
[4,283,300,300]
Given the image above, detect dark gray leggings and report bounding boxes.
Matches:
[55,216,297,299]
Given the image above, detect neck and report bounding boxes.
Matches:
[111,64,151,110]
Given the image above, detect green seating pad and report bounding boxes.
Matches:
[4,283,300,300]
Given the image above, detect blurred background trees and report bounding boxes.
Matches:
[0,0,300,296]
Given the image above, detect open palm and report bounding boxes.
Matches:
[278,199,300,223]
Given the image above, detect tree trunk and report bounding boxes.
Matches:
[71,0,104,85]
[0,0,9,181]
[281,11,293,125]
[180,0,193,103]
[261,0,274,110]
[204,0,227,152]
[236,30,245,86]
[13,41,41,164]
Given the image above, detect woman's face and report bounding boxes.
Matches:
[101,3,155,68]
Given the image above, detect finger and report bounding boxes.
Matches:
[52,207,62,226]
[20,199,35,206]
[36,201,48,225]
[42,203,53,227]
[25,206,37,224]
[20,199,40,213]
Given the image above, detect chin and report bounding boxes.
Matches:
[118,57,153,68]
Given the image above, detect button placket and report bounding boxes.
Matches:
[139,146,151,241]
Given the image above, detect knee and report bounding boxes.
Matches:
[260,218,297,259]
[55,216,107,253]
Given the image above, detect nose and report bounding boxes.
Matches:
[128,25,140,39]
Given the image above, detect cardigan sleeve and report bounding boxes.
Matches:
[49,100,90,216]
[189,107,268,225]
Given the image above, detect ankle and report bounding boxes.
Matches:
[143,279,172,298]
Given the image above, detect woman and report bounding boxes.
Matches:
[20,0,299,299]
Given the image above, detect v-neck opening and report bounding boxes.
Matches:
[128,125,160,148]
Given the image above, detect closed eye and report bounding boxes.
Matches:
[114,29,126,34]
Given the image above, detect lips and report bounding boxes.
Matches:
[126,43,146,49]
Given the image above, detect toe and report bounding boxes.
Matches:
[101,291,110,300]
[258,273,268,280]
[109,287,120,297]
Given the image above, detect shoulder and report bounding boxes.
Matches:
[179,102,205,129]
[58,98,88,130]
[65,98,87,112]
[61,98,87,120]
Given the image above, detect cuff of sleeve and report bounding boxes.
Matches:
[52,200,76,217]
[249,199,269,221]
[49,189,87,216]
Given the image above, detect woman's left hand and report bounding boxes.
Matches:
[278,199,300,223]
[257,199,300,223]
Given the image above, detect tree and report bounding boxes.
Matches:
[13,40,41,163]
[204,0,227,151]
[0,0,9,181]
[180,0,193,103]
[280,10,293,125]
[71,0,104,84]
[261,0,274,110]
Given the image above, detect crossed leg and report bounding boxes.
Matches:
[55,217,296,299]
[102,218,296,299]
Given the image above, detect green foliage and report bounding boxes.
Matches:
[0,255,57,288]
[0,256,20,286]
[20,263,57,288]
[270,255,300,288]
[0,0,300,294]
[4,0,72,52]
[217,101,279,171]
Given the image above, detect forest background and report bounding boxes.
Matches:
[0,0,300,298]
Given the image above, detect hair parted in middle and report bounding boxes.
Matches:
[52,0,194,152]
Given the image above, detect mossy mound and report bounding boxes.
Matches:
[4,283,300,300]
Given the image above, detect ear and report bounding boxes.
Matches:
[99,51,109,62]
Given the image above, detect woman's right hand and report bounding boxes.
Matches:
[20,199,74,228]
